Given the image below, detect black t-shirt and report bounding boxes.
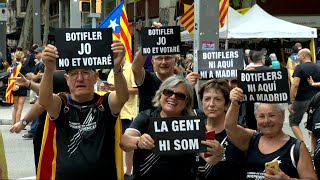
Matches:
[264,55,272,67]
[293,62,320,101]
[129,108,197,180]
[137,71,162,112]
[198,129,246,180]
[246,134,299,179]
[53,93,118,180]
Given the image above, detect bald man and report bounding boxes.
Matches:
[289,48,320,143]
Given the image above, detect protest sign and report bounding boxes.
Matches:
[149,116,207,155]
[237,69,290,103]
[141,26,181,55]
[55,28,113,70]
[198,49,244,80]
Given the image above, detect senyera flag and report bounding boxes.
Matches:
[180,0,229,33]
[99,1,132,62]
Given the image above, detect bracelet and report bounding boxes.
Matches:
[113,66,123,75]
[28,81,31,88]
[136,138,141,149]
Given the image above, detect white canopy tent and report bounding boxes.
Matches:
[180,7,243,42]
[219,4,317,39]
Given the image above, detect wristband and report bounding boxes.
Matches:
[113,66,123,75]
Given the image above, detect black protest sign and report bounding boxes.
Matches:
[141,26,181,55]
[198,49,244,80]
[237,69,290,103]
[149,116,207,155]
[55,28,113,70]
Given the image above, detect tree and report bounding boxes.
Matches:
[18,0,33,50]
[43,0,50,45]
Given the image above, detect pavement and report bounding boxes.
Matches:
[0,96,32,125]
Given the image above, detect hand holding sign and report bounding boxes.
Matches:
[138,133,155,150]
[42,44,59,72]
[111,40,126,70]
[229,87,245,105]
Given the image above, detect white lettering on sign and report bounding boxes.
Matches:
[154,121,169,132]
[171,119,200,132]
[215,70,237,78]
[202,51,239,59]
[82,56,112,66]
[65,31,103,41]
[174,139,199,150]
[159,45,180,54]
[159,140,171,151]
[256,93,288,101]
[148,28,174,35]
[241,71,282,82]
[58,58,70,67]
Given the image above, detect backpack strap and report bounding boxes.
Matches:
[58,93,70,113]
[290,139,302,168]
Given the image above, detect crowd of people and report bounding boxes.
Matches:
[0,21,320,180]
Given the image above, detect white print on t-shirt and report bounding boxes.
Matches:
[67,108,97,157]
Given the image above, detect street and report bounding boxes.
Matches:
[0,98,311,179]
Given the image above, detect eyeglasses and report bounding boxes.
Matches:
[162,89,188,100]
[68,70,94,80]
[154,56,175,62]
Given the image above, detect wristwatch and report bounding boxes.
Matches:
[21,119,28,126]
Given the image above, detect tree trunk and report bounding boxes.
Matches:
[18,0,33,50]
[42,0,50,45]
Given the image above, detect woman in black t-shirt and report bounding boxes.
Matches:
[225,87,317,180]
[120,76,224,180]
[197,79,246,180]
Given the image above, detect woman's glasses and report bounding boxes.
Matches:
[162,89,188,100]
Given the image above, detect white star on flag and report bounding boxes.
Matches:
[108,19,119,31]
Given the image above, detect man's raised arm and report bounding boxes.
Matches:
[38,45,62,119]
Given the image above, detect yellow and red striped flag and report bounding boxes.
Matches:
[99,1,132,62]
[5,63,22,103]
[219,0,229,28]
[180,3,194,33]
[180,0,230,33]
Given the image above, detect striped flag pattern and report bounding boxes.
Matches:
[5,63,22,103]
[180,0,230,33]
[99,1,132,62]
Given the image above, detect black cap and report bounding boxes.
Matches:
[34,47,44,53]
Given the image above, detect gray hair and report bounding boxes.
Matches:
[269,53,277,61]
[254,103,286,118]
[186,53,193,60]
[152,75,194,116]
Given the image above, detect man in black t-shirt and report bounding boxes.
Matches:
[132,22,200,112]
[38,40,128,180]
[289,48,320,143]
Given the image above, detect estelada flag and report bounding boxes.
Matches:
[99,1,132,63]
[36,92,124,179]
[5,62,22,103]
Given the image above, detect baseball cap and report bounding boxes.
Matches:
[34,47,44,53]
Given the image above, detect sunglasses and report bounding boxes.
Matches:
[162,89,188,100]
